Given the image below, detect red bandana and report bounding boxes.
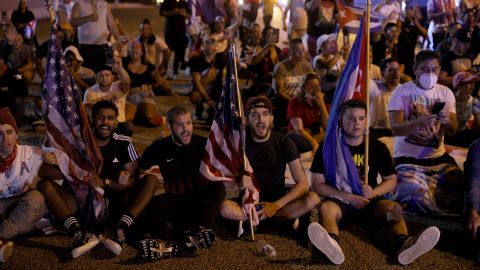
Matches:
[0,146,17,174]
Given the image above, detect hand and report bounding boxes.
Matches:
[311,141,319,153]
[43,152,59,166]
[258,202,279,220]
[346,193,370,209]
[112,57,122,72]
[88,175,104,188]
[362,184,375,199]
[90,12,99,22]
[416,114,437,128]
[118,170,130,185]
[437,111,450,127]
[313,91,325,105]
[468,209,480,240]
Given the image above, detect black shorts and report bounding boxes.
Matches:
[322,196,387,224]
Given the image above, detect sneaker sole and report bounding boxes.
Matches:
[0,242,14,262]
[398,226,441,265]
[71,237,101,259]
[186,230,215,250]
[308,222,345,265]
[139,239,178,260]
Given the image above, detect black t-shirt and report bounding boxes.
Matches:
[399,22,421,78]
[310,138,395,188]
[189,52,226,99]
[246,131,299,201]
[370,35,405,66]
[139,134,207,194]
[36,40,71,60]
[99,133,139,181]
[441,50,472,77]
[160,0,190,33]
[123,60,156,88]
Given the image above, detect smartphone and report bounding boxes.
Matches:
[105,46,114,66]
[431,101,445,115]
[272,28,280,43]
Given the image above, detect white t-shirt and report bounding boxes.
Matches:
[75,0,110,45]
[369,80,395,130]
[136,35,169,68]
[387,82,456,159]
[0,145,43,199]
[84,81,127,122]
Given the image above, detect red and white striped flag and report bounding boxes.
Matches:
[199,45,260,220]
[42,26,104,223]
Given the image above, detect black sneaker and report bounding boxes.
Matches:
[184,228,215,250]
[139,239,179,260]
[71,232,100,258]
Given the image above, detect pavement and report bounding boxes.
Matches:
[2,5,477,270]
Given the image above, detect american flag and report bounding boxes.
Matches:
[322,15,368,196]
[199,45,259,217]
[336,0,382,33]
[42,26,104,223]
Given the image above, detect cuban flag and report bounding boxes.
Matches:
[336,0,382,33]
[322,15,368,195]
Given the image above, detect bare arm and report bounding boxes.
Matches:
[271,158,309,210]
[372,174,397,196]
[290,117,319,150]
[106,7,120,41]
[112,58,130,94]
[70,3,97,27]
[389,110,435,136]
[273,77,291,101]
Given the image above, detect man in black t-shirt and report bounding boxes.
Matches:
[139,106,225,256]
[38,100,159,258]
[189,36,227,123]
[221,96,319,233]
[308,100,440,265]
[439,28,473,89]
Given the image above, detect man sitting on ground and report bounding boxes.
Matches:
[138,106,225,259]
[0,108,48,262]
[221,96,319,237]
[308,99,440,265]
[38,100,158,258]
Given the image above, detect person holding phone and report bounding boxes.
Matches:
[387,50,463,216]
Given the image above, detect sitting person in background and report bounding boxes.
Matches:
[189,35,227,123]
[136,19,171,77]
[2,32,34,84]
[64,45,95,93]
[0,58,28,125]
[444,71,480,148]
[35,26,71,81]
[124,41,178,127]
[313,33,347,104]
[84,61,133,136]
[246,27,283,101]
[287,72,328,153]
[369,58,401,138]
[0,108,48,262]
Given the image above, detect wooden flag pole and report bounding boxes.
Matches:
[45,0,56,25]
[231,43,255,241]
[363,0,371,189]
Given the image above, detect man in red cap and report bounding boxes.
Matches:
[221,96,319,238]
[0,107,47,262]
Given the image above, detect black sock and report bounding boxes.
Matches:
[328,233,340,243]
[63,215,81,233]
[118,212,135,230]
[394,234,409,250]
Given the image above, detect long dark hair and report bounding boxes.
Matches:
[17,0,29,12]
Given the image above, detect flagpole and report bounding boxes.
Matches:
[45,0,57,25]
[231,43,256,241]
[364,0,371,187]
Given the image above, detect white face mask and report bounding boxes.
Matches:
[418,73,438,90]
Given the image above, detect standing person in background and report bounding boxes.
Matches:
[136,19,171,77]
[282,0,308,40]
[160,0,191,79]
[427,0,456,49]
[70,0,120,70]
[305,0,337,59]
[10,0,36,46]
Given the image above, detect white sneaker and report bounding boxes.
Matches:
[308,222,345,265]
[99,234,122,256]
[397,226,440,265]
[0,240,13,262]
[71,233,100,259]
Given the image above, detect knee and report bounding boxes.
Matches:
[21,190,46,213]
[304,192,320,210]
[220,200,242,219]
[36,179,54,194]
[318,201,340,218]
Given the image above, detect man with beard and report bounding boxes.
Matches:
[138,106,225,259]
[38,100,159,258]
[221,96,319,237]
[369,58,401,138]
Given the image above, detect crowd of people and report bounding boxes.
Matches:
[0,0,480,266]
